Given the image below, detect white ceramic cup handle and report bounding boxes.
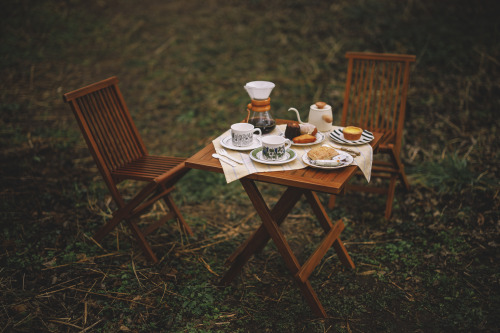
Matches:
[284,139,292,150]
[253,128,262,137]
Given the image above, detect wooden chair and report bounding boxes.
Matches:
[328,52,416,219]
[63,76,193,262]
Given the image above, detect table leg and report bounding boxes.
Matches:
[304,191,355,269]
[238,179,327,317]
[220,182,303,286]
[225,185,303,264]
[220,180,355,318]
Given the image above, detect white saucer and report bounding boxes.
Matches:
[291,132,326,146]
[220,135,262,151]
[249,147,297,165]
[302,151,354,169]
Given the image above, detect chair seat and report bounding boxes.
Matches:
[112,155,186,182]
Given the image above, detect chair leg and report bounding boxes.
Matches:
[93,211,160,262]
[93,214,122,242]
[93,182,190,262]
[390,147,410,191]
[399,166,410,191]
[127,219,158,262]
[163,194,193,236]
[385,176,397,219]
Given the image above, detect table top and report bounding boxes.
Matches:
[185,120,383,195]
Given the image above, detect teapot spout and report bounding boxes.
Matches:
[288,107,305,124]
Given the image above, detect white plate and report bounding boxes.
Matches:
[220,135,262,151]
[291,132,326,146]
[302,151,354,169]
[249,147,297,165]
[329,128,374,145]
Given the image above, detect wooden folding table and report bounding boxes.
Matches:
[185,120,382,317]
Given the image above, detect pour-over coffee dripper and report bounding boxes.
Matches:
[244,81,276,134]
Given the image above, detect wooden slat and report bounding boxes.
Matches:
[103,86,142,167]
[342,57,355,126]
[91,91,122,170]
[112,156,187,181]
[346,184,388,194]
[374,62,385,130]
[346,52,416,62]
[104,86,143,162]
[364,60,375,129]
[63,76,119,101]
[352,60,362,125]
[79,94,117,171]
[97,88,129,168]
[392,63,403,133]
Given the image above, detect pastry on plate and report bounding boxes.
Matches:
[284,122,301,140]
[293,134,316,144]
[343,126,363,140]
[307,146,339,160]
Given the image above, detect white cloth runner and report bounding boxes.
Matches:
[330,125,373,182]
[212,125,372,183]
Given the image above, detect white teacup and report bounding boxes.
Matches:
[261,135,291,161]
[231,123,262,147]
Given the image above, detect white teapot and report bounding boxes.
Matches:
[288,101,333,132]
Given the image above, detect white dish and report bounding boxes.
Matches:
[329,128,374,145]
[302,151,354,169]
[220,135,262,151]
[249,147,297,165]
[291,132,326,146]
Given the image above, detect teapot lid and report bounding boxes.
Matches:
[310,101,331,111]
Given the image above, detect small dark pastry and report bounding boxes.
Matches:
[284,122,301,140]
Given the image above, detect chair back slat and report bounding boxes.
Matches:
[341,52,415,152]
[64,77,148,191]
[77,93,116,170]
[104,86,145,158]
[92,87,140,168]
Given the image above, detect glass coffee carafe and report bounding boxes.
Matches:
[244,81,276,134]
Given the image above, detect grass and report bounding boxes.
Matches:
[1,0,499,331]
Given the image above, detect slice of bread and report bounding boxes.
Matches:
[307,146,339,160]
